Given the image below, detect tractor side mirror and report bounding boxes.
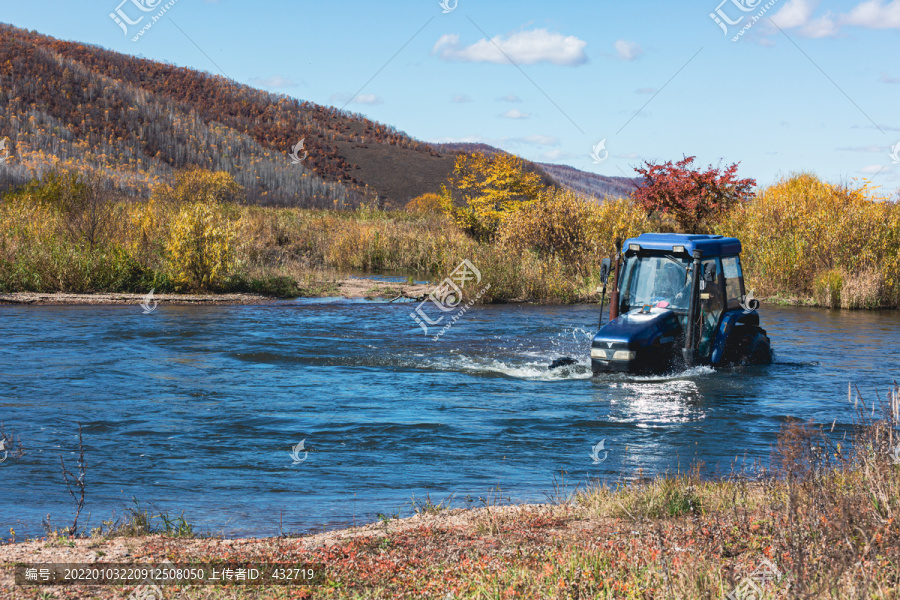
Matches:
[600,258,611,283]
[698,263,715,292]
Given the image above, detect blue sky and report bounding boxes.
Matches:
[2,0,899,192]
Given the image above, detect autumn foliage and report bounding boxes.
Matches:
[632,156,756,233]
[405,193,443,213]
[717,173,900,307]
[442,152,546,241]
[0,24,452,207]
[497,191,650,272]
[154,170,242,290]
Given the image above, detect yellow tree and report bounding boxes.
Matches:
[166,201,238,290]
[405,192,443,213]
[444,152,546,240]
[153,167,244,206]
[146,168,244,290]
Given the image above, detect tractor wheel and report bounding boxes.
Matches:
[724,327,772,366]
[745,329,772,365]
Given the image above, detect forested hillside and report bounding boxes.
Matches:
[0,24,456,207]
[0,24,630,207]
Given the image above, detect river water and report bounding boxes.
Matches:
[1,298,898,538]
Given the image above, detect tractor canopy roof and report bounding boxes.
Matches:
[622,233,741,257]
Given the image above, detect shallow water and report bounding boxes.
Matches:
[1,300,898,538]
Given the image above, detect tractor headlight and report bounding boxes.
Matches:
[591,348,636,361]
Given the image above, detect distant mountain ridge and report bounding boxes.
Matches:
[536,163,639,200]
[434,143,639,200]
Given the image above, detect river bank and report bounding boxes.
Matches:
[1,280,895,310]
[0,277,434,306]
[1,501,736,600]
[3,439,898,600]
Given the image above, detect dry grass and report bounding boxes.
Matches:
[719,173,900,309]
[3,170,899,307]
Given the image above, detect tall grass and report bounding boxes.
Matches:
[562,382,900,598]
[718,173,900,308]
[2,170,898,306]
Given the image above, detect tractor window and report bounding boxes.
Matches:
[698,258,725,359]
[619,254,691,313]
[721,256,744,309]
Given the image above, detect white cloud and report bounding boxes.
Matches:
[844,0,900,28]
[500,94,522,103]
[353,94,383,105]
[801,13,840,37]
[432,29,588,66]
[771,0,819,28]
[838,145,889,152]
[500,108,531,119]
[249,75,301,88]
[881,73,900,83]
[541,149,575,161]
[521,135,559,145]
[769,0,839,37]
[613,40,643,61]
[770,0,900,37]
[329,93,384,105]
[860,164,887,174]
[451,94,473,103]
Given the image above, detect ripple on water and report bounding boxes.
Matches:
[0,302,897,538]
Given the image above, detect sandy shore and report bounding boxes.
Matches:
[0,277,433,307]
[2,466,892,598]
[0,278,829,310]
[0,291,272,306]
[0,498,800,599]
[0,505,572,599]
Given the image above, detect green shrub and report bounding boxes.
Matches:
[219,273,300,298]
[619,477,704,519]
[166,201,238,291]
[813,269,843,308]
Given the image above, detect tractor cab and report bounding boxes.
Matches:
[590,233,771,375]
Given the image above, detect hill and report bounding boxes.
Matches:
[0,24,633,207]
[0,24,458,207]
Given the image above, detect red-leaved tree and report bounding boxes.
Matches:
[632,156,756,233]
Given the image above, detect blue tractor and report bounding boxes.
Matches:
[590,233,772,375]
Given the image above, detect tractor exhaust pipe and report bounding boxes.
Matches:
[682,249,703,367]
[608,240,622,321]
[597,257,612,329]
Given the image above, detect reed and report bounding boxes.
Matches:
[718,173,900,308]
[2,169,898,308]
